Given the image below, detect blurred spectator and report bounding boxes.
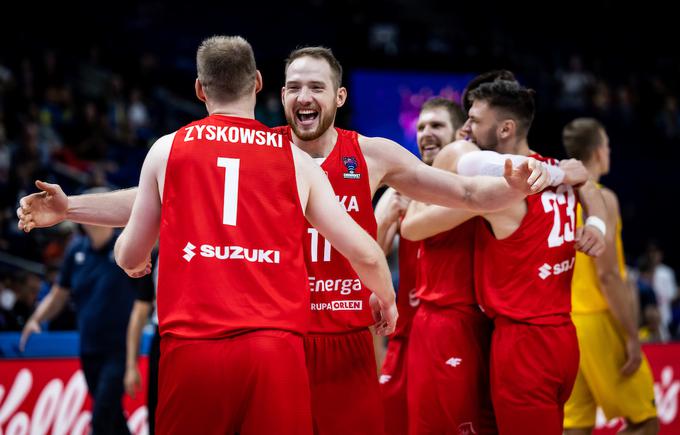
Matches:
[656,96,680,142]
[670,296,680,340]
[636,254,665,342]
[128,88,151,140]
[0,271,17,314]
[556,55,595,111]
[8,270,41,330]
[647,241,679,339]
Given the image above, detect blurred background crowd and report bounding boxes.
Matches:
[1,0,678,342]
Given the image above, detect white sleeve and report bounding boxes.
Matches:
[457,150,565,186]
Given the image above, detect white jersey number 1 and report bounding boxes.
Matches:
[217,157,240,226]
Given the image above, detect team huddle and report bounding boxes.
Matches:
[16,35,658,435]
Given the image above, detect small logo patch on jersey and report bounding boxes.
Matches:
[445,357,462,367]
[342,156,361,179]
[379,374,392,384]
[183,242,196,262]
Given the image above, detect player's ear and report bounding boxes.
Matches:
[499,119,514,139]
[195,79,207,103]
[336,86,347,108]
[254,70,263,94]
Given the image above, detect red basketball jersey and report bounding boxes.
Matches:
[391,235,420,338]
[274,126,377,333]
[474,154,577,325]
[415,218,478,307]
[158,115,309,339]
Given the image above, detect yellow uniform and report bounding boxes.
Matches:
[564,198,657,428]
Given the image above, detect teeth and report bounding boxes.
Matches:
[298,109,317,115]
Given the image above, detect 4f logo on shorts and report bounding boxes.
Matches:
[457,422,477,434]
[445,357,462,367]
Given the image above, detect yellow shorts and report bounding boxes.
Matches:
[564,310,657,429]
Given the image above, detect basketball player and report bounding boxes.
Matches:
[402,80,607,435]
[374,97,466,435]
[400,72,598,435]
[562,118,658,435]
[120,35,400,434]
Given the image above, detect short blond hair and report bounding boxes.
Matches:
[285,46,342,89]
[196,35,257,103]
[562,118,605,162]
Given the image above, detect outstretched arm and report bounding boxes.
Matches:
[401,200,476,241]
[293,146,397,336]
[364,137,547,213]
[17,180,137,231]
[595,188,641,376]
[458,151,590,187]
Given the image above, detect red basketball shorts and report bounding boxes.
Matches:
[407,303,496,435]
[380,335,410,435]
[304,328,383,435]
[157,330,312,435]
[490,317,579,435]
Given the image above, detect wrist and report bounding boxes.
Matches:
[65,196,74,221]
[380,293,396,307]
[546,164,565,186]
[585,216,606,237]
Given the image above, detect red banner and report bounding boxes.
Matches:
[2,343,679,434]
[593,343,680,434]
[0,357,148,435]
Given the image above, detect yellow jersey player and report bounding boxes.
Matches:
[562,118,658,435]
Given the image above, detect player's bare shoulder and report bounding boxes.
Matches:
[146,132,176,194]
[148,132,176,165]
[356,135,406,185]
[431,139,478,171]
[357,135,404,159]
[599,186,621,217]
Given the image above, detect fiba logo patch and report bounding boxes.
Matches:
[342,156,361,179]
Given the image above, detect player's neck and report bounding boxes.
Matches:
[207,98,255,120]
[292,126,338,159]
[500,138,531,156]
[585,161,601,182]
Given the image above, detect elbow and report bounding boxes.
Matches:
[400,220,423,241]
[115,252,137,272]
[114,238,137,271]
[355,248,383,270]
